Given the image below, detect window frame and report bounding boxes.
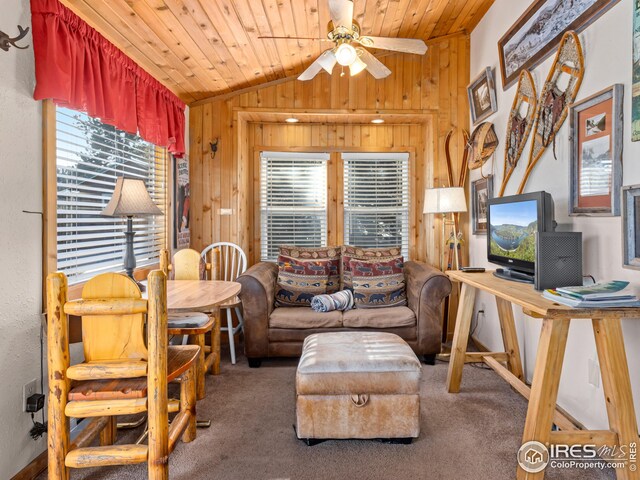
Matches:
[253,146,415,262]
[259,151,330,261]
[342,152,411,258]
[43,100,171,299]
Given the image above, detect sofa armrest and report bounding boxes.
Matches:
[237,262,278,359]
[404,261,452,355]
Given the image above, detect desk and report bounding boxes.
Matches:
[446,270,639,479]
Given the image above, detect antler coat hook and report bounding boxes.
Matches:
[0,25,30,52]
[210,138,219,160]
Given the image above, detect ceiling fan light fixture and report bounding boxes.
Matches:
[335,43,357,66]
[349,55,367,76]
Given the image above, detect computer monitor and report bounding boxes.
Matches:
[486,191,556,283]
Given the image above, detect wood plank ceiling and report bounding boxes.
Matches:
[59,0,494,104]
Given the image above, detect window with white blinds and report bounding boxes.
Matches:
[56,106,167,285]
[260,152,329,261]
[343,152,410,258]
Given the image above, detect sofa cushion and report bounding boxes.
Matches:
[350,257,408,309]
[279,245,340,293]
[342,306,415,328]
[341,245,402,290]
[275,255,329,307]
[269,307,343,329]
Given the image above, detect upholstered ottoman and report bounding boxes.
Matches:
[295,331,422,444]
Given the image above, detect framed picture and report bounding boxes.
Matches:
[174,155,190,249]
[472,175,493,235]
[569,85,623,216]
[467,67,497,125]
[622,185,640,269]
[633,0,640,141]
[498,0,620,90]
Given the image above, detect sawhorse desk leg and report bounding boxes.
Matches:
[447,283,476,393]
[518,316,639,479]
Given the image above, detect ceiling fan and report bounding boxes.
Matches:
[260,0,428,81]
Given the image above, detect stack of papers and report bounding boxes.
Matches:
[542,281,640,308]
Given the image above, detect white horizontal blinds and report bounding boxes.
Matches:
[260,151,329,261]
[56,106,167,284]
[343,152,410,258]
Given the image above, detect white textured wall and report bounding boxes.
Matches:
[470,0,640,430]
[0,0,46,476]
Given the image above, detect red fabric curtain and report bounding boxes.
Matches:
[30,0,186,157]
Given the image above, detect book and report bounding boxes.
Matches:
[542,289,640,308]
[555,281,634,301]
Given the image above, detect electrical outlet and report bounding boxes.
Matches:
[588,358,600,388]
[23,379,37,412]
[220,208,233,216]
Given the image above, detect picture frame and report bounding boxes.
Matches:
[632,0,640,141]
[471,175,493,235]
[622,184,640,270]
[569,85,623,217]
[467,67,497,125]
[497,0,620,90]
[174,154,190,249]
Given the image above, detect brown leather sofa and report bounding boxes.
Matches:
[237,260,452,367]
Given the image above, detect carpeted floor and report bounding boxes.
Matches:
[43,345,615,480]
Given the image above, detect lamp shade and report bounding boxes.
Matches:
[101,177,163,217]
[423,187,467,214]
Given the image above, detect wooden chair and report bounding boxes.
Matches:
[160,248,221,400]
[46,270,198,480]
[201,242,247,364]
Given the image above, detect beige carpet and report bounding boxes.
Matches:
[42,346,614,480]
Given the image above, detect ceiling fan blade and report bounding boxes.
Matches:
[328,0,354,29]
[357,48,391,79]
[298,50,336,81]
[358,36,428,55]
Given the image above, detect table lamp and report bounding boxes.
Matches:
[102,177,163,289]
[423,187,467,271]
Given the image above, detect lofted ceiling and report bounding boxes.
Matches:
[58,0,495,104]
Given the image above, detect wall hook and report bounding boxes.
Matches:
[0,25,30,52]
[210,138,219,160]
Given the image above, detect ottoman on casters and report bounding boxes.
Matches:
[295,332,422,445]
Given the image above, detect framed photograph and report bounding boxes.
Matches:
[498,0,620,90]
[569,85,623,216]
[468,68,497,125]
[472,175,493,235]
[633,0,640,141]
[174,155,190,249]
[622,185,640,269]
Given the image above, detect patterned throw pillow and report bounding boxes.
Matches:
[341,245,402,291]
[275,255,329,307]
[350,257,407,309]
[278,246,340,293]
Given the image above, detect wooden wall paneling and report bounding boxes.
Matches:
[200,103,213,248]
[190,37,471,268]
[189,105,204,247]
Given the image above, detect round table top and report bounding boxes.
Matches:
[166,280,241,313]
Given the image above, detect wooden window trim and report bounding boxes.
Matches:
[42,99,170,301]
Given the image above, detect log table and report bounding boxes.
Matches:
[446,270,639,479]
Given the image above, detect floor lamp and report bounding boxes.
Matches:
[424,187,467,348]
[102,177,163,290]
[423,187,467,271]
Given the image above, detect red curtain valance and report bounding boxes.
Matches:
[30,0,186,157]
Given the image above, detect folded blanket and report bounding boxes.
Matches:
[311,289,354,312]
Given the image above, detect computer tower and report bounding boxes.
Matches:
[535,232,583,291]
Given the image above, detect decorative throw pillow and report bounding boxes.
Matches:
[275,255,330,307]
[341,245,402,291]
[278,245,340,293]
[350,257,407,309]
